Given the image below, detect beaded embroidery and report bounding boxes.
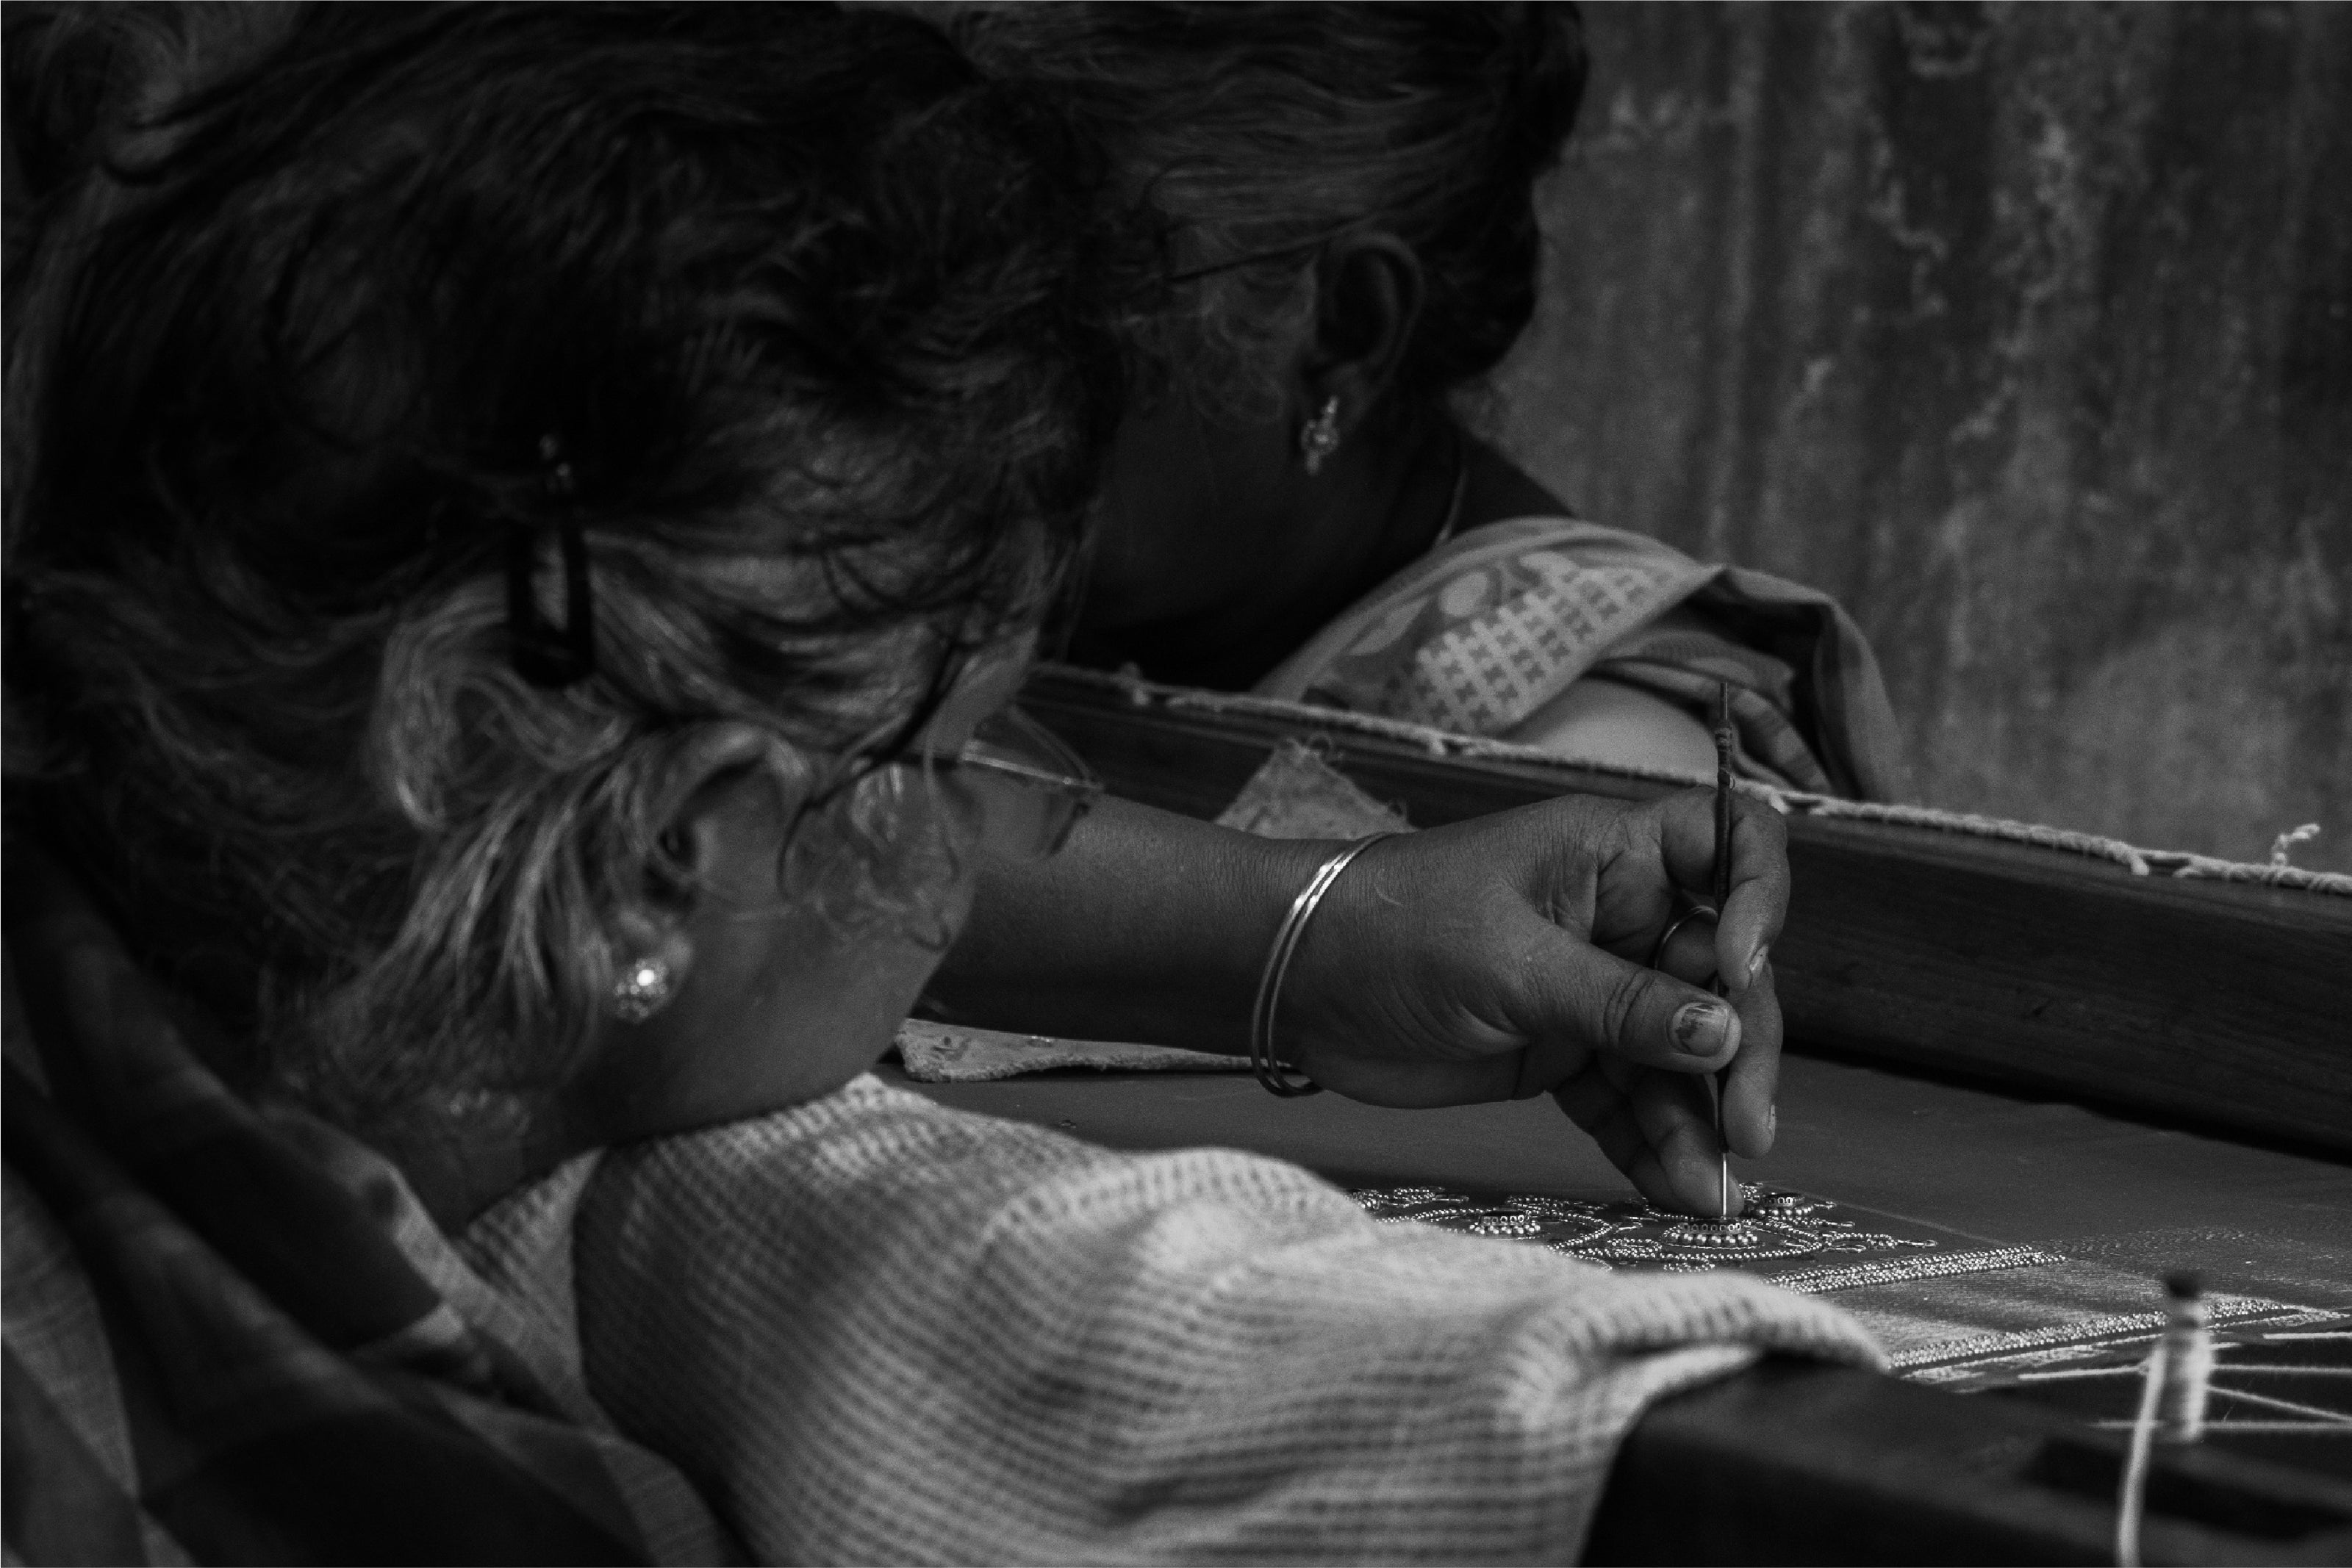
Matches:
[1768,1245,2060,1294]
[1349,1183,2346,1403]
[1349,1184,1938,1271]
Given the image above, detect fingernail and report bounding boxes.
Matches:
[1747,946,1770,987]
[1671,1000,1735,1056]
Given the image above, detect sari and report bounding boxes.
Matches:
[1256,517,1910,801]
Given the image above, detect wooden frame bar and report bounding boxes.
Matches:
[1584,1357,2352,1564]
[1022,667,2352,1156]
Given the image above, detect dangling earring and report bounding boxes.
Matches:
[1298,396,1343,476]
[611,956,675,1024]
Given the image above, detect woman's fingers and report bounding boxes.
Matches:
[1498,911,1743,1081]
[1721,957,1782,1157]
[1552,1066,1680,1208]
[1555,1062,1731,1215]
[1652,905,1781,1159]
[1653,908,1719,987]
[1627,1067,1740,1215]
[1657,790,1788,993]
[1277,788,1783,1218]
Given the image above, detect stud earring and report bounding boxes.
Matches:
[1298,396,1342,476]
[611,956,675,1024]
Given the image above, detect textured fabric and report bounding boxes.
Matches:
[0,855,736,1567]
[894,1018,1240,1082]
[1213,740,1415,841]
[1254,516,1908,802]
[463,1073,1883,1566]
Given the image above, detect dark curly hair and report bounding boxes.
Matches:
[2,1,1128,1131]
[944,1,1588,423]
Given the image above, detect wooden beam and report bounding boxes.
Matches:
[1582,1357,2352,1564]
[1022,668,2352,1156]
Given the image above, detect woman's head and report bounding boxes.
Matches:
[943,2,1588,668]
[954,1,1587,422]
[4,3,1125,1137]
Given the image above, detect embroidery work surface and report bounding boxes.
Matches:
[1350,1184,2343,1390]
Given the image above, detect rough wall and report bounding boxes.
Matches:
[1492,1,2352,871]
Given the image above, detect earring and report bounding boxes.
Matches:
[611,956,675,1024]
[1298,396,1342,476]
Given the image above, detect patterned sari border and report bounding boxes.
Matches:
[1770,1245,2062,1295]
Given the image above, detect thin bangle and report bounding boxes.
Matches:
[1249,832,1399,1098]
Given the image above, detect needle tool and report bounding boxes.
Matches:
[1710,682,1736,1220]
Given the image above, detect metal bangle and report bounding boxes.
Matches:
[1649,903,1720,973]
[1248,832,1399,1098]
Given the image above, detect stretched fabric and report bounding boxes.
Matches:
[466,1073,1884,1565]
[0,851,734,1567]
[1255,516,1910,802]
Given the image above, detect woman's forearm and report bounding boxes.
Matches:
[927,796,1333,1050]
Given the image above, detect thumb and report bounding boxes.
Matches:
[1499,918,1743,1091]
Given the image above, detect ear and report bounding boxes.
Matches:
[1299,232,1427,438]
[609,722,807,986]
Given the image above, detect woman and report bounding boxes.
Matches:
[947,1,1910,802]
[3,5,1871,1561]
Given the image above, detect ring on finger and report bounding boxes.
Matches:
[1648,904,1718,972]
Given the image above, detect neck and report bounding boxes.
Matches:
[1454,435,1571,533]
[382,1098,581,1231]
[1083,413,1461,691]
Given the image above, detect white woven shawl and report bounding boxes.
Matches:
[459,1073,1882,1565]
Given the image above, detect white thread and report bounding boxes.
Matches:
[2154,1284,2213,1445]
[2270,822,2322,867]
[2199,1386,2352,1425]
[2118,1277,2227,1567]
[2115,1342,2163,1568]
[2094,1420,2352,1435]
[2182,1364,2352,1375]
[2017,1364,2145,1382]
[2018,1357,2352,1383]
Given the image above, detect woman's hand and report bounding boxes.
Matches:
[935,788,1786,1216]
[1279,790,1786,1216]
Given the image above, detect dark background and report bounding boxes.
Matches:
[1491,1,2351,871]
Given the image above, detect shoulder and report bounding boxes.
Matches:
[1264,514,1715,733]
[1506,674,1719,777]
[570,1073,1366,1288]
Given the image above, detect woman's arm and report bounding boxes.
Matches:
[928,787,1790,1215]
[1508,675,1721,777]
[928,797,1327,1053]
